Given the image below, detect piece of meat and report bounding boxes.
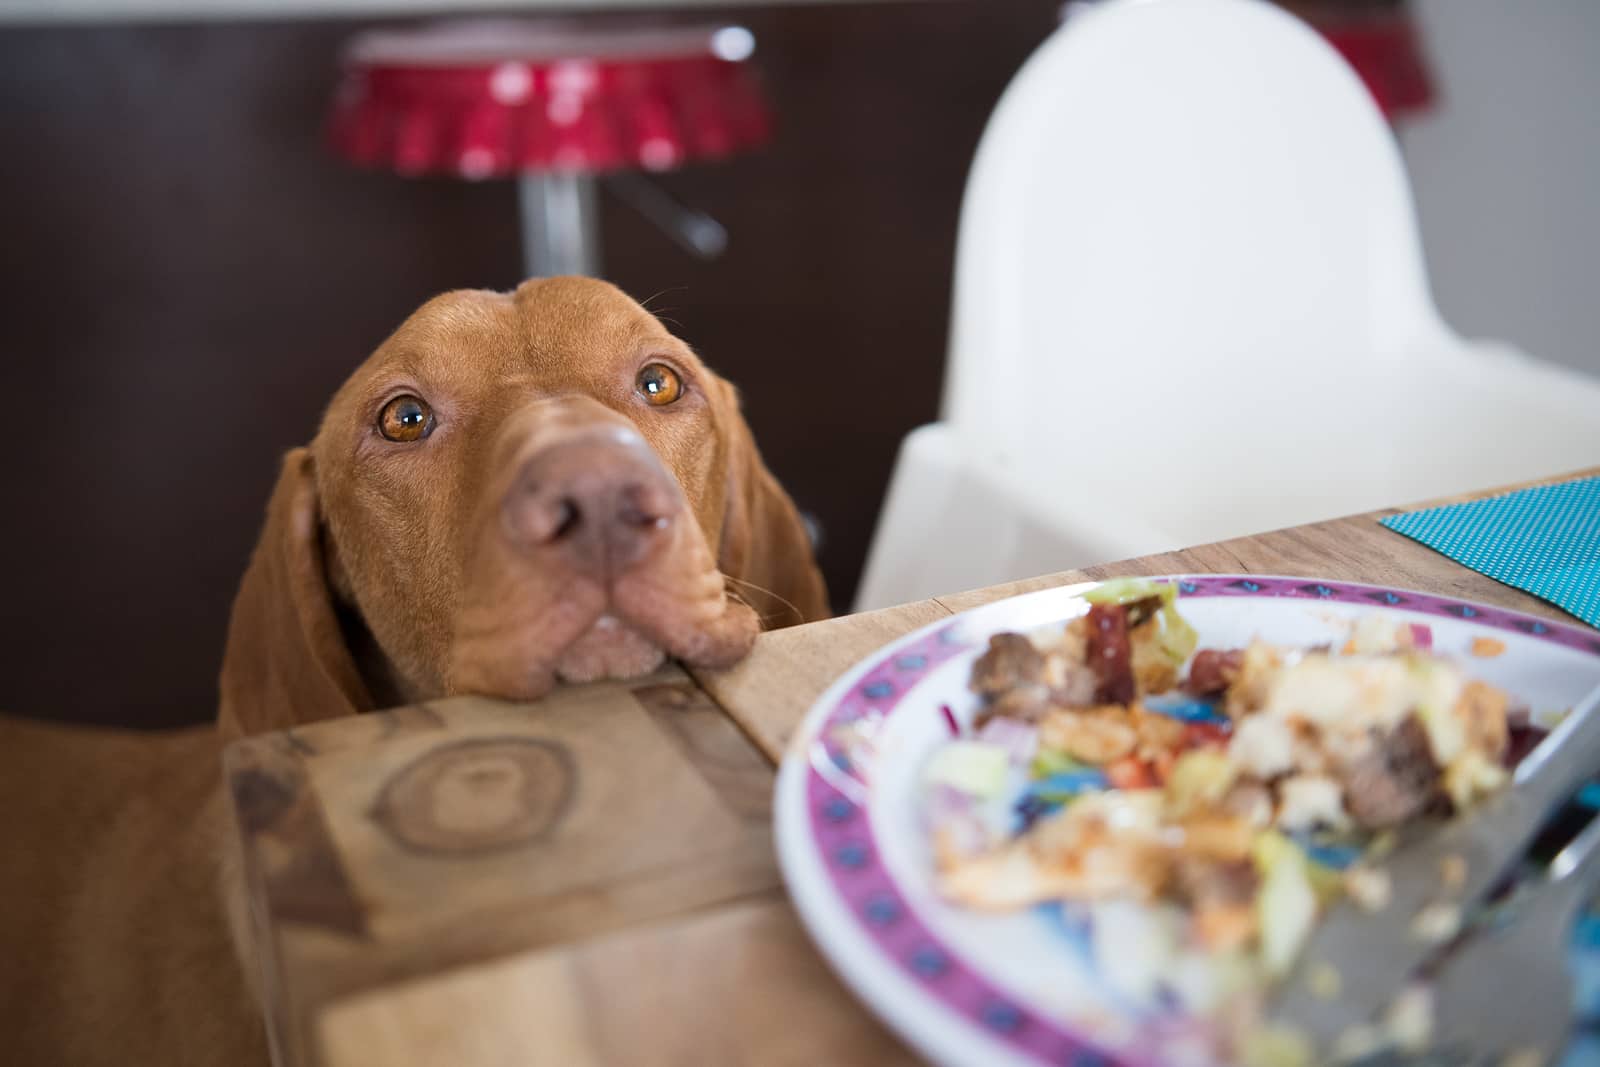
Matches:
[1039,706,1139,765]
[970,633,1045,699]
[986,683,1054,723]
[1172,856,1259,910]
[1339,715,1441,829]
[1175,813,1256,861]
[1130,702,1186,759]
[1186,648,1245,697]
[1086,604,1134,704]
[1222,643,1283,718]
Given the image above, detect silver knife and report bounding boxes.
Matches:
[1271,678,1600,1057]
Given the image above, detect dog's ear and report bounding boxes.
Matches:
[217,447,372,742]
[716,383,831,628]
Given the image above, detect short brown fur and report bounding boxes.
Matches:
[0,278,827,1066]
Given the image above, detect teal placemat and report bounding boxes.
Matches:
[1381,475,1600,628]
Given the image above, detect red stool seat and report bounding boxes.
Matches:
[328,21,772,179]
[1312,9,1435,121]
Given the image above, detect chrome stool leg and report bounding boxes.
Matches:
[517,172,600,279]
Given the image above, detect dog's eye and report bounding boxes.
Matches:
[378,395,435,442]
[636,363,683,407]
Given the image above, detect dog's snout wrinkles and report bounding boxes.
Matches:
[503,434,679,577]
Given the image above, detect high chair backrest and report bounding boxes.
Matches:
[942,0,1447,477]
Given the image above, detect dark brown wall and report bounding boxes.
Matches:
[0,1,1059,729]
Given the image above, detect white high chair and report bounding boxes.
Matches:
[853,0,1600,612]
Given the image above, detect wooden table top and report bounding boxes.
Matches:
[227,468,1599,1067]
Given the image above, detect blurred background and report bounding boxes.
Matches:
[2,0,1596,729]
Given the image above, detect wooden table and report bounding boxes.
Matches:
[227,469,1598,1067]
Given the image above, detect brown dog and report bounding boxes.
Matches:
[0,277,827,1066]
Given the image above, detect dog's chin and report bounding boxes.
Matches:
[551,614,667,684]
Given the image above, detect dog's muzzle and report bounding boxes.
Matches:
[501,424,682,581]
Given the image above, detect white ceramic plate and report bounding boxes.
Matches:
[774,575,1600,1067]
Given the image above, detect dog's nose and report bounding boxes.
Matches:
[501,428,681,577]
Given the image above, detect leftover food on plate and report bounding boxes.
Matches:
[921,579,1522,1063]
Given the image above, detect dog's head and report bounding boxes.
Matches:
[218,278,827,738]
